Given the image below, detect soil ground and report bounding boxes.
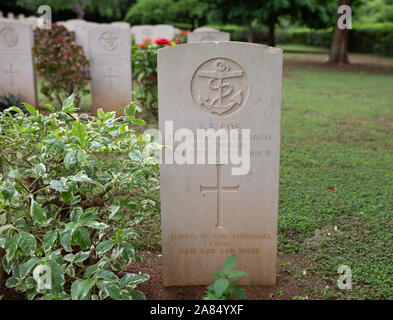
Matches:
[127,252,309,300]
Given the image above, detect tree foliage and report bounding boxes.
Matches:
[125,0,207,27]
[15,0,135,20]
[357,0,393,23]
[203,0,337,46]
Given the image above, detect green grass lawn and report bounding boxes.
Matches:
[278,54,393,299]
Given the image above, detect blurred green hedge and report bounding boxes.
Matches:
[208,23,393,57]
[276,23,393,57]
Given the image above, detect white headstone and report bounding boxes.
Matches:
[24,16,38,30]
[188,31,230,43]
[0,21,37,106]
[194,27,218,32]
[155,24,175,41]
[7,12,14,20]
[88,26,132,113]
[158,42,283,286]
[131,24,175,44]
[111,21,131,30]
[60,19,92,55]
[131,25,156,44]
[0,11,4,19]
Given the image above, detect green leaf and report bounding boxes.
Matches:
[50,179,67,192]
[30,198,46,224]
[5,234,18,261]
[76,150,86,164]
[19,258,39,278]
[213,278,229,299]
[95,270,118,282]
[42,104,56,112]
[72,121,87,145]
[73,251,90,264]
[34,163,46,176]
[46,260,65,293]
[124,102,136,119]
[119,242,135,264]
[120,273,149,288]
[85,221,108,230]
[5,106,23,114]
[126,289,146,300]
[6,276,19,288]
[62,93,75,111]
[129,150,142,161]
[234,288,248,299]
[97,108,105,119]
[97,280,122,300]
[108,206,120,219]
[70,207,83,222]
[213,269,227,279]
[84,264,99,278]
[227,269,248,278]
[71,279,95,300]
[8,169,19,179]
[224,254,237,270]
[73,227,91,250]
[1,188,14,202]
[60,229,72,252]
[18,231,37,255]
[95,240,115,255]
[64,150,77,169]
[23,102,38,116]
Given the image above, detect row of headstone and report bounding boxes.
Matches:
[0,18,231,111]
[0,19,131,113]
[131,24,176,44]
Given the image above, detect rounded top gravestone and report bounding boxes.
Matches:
[158,42,283,286]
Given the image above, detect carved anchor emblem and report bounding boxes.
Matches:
[197,60,243,115]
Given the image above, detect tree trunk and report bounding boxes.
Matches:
[329,0,351,64]
[247,24,253,43]
[267,14,277,47]
[73,4,85,19]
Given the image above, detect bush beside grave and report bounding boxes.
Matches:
[33,24,91,109]
[0,95,160,300]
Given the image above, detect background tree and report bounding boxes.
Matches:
[125,0,207,28]
[357,0,393,23]
[329,0,352,64]
[328,0,365,64]
[203,0,337,47]
[15,0,135,21]
[203,0,260,42]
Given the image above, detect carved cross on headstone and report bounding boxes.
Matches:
[4,63,19,87]
[200,164,239,229]
[104,67,119,90]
